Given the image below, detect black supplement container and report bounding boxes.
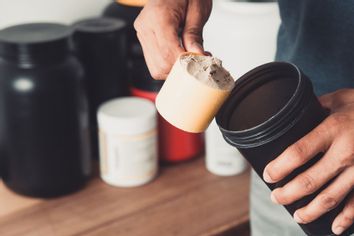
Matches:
[0,23,91,198]
[103,0,145,79]
[72,17,128,159]
[216,62,353,236]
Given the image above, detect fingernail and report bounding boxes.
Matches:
[293,211,305,224]
[270,191,279,204]
[333,226,345,235]
[204,51,212,56]
[263,169,273,183]
[190,42,203,54]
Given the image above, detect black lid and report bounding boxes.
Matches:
[73,17,126,36]
[131,59,164,92]
[0,23,72,65]
[216,62,313,148]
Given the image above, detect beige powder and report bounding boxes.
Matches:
[180,54,235,90]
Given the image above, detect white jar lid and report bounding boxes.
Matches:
[97,97,157,135]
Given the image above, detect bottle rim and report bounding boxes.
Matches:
[216,62,312,148]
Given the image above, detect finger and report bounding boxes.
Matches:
[263,120,333,183]
[332,191,354,235]
[319,89,354,110]
[154,24,185,66]
[182,0,208,54]
[271,139,349,205]
[204,51,213,56]
[134,6,183,80]
[137,30,168,80]
[293,166,354,224]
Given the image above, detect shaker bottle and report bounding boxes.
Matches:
[0,23,91,198]
[216,62,353,236]
[73,17,128,159]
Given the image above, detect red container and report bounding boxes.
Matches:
[130,61,204,162]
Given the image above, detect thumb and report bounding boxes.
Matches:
[182,27,204,54]
[182,2,207,54]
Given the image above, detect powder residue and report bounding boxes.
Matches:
[180,54,235,90]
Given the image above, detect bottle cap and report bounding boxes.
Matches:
[116,0,147,7]
[98,97,157,135]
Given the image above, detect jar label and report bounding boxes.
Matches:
[99,129,158,187]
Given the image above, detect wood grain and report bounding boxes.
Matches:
[0,182,41,218]
[0,158,250,236]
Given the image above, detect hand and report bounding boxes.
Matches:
[263,89,354,235]
[134,0,212,80]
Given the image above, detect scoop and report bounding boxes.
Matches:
[156,53,235,133]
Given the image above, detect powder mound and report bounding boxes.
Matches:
[180,54,235,90]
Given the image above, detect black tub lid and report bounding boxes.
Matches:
[73,17,126,34]
[0,23,72,61]
[0,23,71,45]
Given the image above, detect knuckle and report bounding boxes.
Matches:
[133,17,143,32]
[150,66,168,80]
[184,27,202,37]
[342,212,354,225]
[150,71,164,80]
[288,142,309,164]
[327,113,348,130]
[158,62,171,74]
[318,194,338,211]
[297,174,317,194]
[338,152,354,168]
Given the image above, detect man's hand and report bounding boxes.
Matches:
[263,89,354,235]
[134,0,212,80]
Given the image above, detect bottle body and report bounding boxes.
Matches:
[73,17,129,159]
[217,62,354,236]
[103,2,143,64]
[206,119,247,176]
[0,56,91,197]
[97,97,158,187]
[131,86,204,163]
[204,0,280,78]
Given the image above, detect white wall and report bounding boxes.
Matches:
[0,0,112,29]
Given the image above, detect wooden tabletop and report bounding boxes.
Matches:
[0,158,250,236]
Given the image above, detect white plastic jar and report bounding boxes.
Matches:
[206,119,247,176]
[204,0,280,176]
[204,0,280,78]
[97,97,158,187]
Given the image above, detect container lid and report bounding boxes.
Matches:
[116,0,147,7]
[0,23,72,63]
[73,17,126,35]
[97,97,156,135]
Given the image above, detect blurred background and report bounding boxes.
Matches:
[0,0,280,235]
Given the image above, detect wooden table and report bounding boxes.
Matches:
[0,158,250,236]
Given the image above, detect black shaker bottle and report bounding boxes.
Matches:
[0,23,91,198]
[216,62,354,236]
[72,17,128,159]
